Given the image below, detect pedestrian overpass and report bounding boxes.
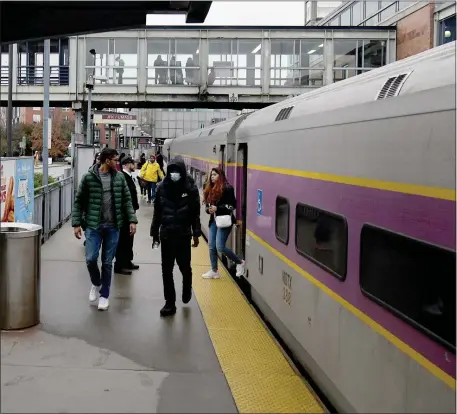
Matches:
[0,26,396,109]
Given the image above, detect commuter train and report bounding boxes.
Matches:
[163,42,456,413]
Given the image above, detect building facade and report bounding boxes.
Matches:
[314,1,456,59]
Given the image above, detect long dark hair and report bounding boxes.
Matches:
[92,152,100,165]
[203,167,227,204]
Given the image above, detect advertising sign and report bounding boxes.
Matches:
[0,157,35,224]
[15,158,34,223]
[0,159,16,223]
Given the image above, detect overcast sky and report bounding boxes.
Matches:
[146,2,307,26]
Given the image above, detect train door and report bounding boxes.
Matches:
[236,143,248,260]
[219,144,226,172]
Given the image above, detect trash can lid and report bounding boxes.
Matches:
[0,222,42,238]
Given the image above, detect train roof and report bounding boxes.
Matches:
[239,41,456,130]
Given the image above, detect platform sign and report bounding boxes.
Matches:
[257,189,263,216]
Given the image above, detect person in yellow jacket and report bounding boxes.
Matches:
[139,154,164,204]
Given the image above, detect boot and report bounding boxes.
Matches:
[160,302,176,317]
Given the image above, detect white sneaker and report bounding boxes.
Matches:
[202,270,220,279]
[89,285,99,302]
[236,261,246,277]
[98,297,109,311]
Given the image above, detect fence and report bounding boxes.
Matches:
[33,176,73,242]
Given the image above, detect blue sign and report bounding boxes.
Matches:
[15,158,34,223]
[257,189,263,216]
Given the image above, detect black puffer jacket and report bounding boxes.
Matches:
[150,157,202,241]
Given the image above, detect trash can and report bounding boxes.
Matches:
[0,222,42,330]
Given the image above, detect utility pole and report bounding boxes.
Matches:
[42,39,50,188]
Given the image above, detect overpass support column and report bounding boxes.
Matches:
[138,36,147,94]
[324,38,334,86]
[199,36,209,87]
[261,36,270,96]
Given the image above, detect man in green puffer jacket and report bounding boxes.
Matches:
[72,148,138,311]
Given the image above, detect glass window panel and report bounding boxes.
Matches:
[380,2,396,21]
[363,40,387,68]
[365,0,380,19]
[208,39,236,86]
[333,39,358,67]
[275,197,290,245]
[352,2,363,25]
[439,16,457,45]
[340,8,351,25]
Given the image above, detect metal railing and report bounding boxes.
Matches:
[33,176,73,242]
[17,65,69,86]
[0,66,9,85]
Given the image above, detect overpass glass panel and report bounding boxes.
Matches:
[208,39,262,87]
[270,39,324,87]
[85,37,138,85]
[146,38,200,86]
[333,39,386,82]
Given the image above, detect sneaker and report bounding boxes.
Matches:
[127,262,140,270]
[98,297,109,311]
[236,261,246,277]
[202,270,220,279]
[160,303,176,317]
[89,285,99,302]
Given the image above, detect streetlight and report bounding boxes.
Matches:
[86,49,96,145]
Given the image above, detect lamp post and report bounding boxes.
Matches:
[86,48,96,145]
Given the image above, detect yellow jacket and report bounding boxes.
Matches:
[140,161,164,183]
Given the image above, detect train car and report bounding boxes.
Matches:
[169,41,456,413]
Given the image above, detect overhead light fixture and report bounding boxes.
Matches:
[308,49,316,54]
[251,44,261,54]
[318,44,323,48]
[445,30,451,38]
[196,49,199,54]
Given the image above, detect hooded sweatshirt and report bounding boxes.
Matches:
[150,157,201,241]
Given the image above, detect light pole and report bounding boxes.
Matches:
[86,49,96,145]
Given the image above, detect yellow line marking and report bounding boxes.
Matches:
[191,241,326,413]
[246,229,456,390]
[173,153,455,201]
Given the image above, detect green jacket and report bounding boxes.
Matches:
[72,165,138,230]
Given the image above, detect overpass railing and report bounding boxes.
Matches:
[17,65,69,86]
[34,176,73,242]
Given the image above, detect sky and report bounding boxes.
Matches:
[146,1,307,26]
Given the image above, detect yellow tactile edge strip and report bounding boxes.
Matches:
[191,241,326,414]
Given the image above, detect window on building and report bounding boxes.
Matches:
[340,7,351,25]
[380,1,396,21]
[295,203,347,279]
[33,107,41,110]
[352,2,363,25]
[147,38,200,86]
[270,39,324,87]
[365,0,380,21]
[93,129,100,144]
[32,114,41,123]
[275,196,290,245]
[360,224,456,351]
[439,15,456,45]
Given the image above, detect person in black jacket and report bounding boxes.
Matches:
[150,157,202,317]
[156,151,165,175]
[114,157,140,275]
[202,167,245,279]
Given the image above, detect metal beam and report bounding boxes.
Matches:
[6,44,13,157]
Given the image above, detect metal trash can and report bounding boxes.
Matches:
[0,222,42,330]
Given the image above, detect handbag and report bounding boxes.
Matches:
[215,214,232,229]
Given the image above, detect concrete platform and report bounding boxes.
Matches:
[1,202,237,413]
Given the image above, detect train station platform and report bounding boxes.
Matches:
[1,201,326,413]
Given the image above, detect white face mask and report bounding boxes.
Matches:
[170,172,181,182]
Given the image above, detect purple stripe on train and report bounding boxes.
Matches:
[247,168,456,378]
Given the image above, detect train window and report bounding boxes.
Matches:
[275,196,290,245]
[295,203,347,280]
[360,225,456,350]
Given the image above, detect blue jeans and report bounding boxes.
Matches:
[146,182,157,202]
[208,221,243,271]
[85,224,120,298]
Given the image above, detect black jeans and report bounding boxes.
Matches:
[161,236,192,305]
[115,223,134,269]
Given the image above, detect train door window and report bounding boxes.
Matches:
[275,196,290,245]
[219,145,225,173]
[360,225,456,350]
[295,203,347,280]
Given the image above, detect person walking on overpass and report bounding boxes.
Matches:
[72,148,138,311]
[202,167,245,279]
[150,157,202,317]
[114,156,140,275]
[139,154,164,204]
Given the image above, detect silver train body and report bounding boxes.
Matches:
[163,42,456,413]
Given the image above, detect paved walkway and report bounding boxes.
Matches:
[1,202,237,413]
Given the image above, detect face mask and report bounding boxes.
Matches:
[170,172,181,182]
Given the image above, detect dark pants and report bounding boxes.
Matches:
[85,224,120,298]
[161,237,192,305]
[146,181,157,202]
[115,224,134,269]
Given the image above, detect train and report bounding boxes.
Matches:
[163,41,456,413]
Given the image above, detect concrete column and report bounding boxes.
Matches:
[199,37,208,86]
[69,37,78,94]
[324,37,334,86]
[261,36,270,95]
[138,36,147,93]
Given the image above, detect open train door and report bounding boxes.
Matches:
[235,143,248,261]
